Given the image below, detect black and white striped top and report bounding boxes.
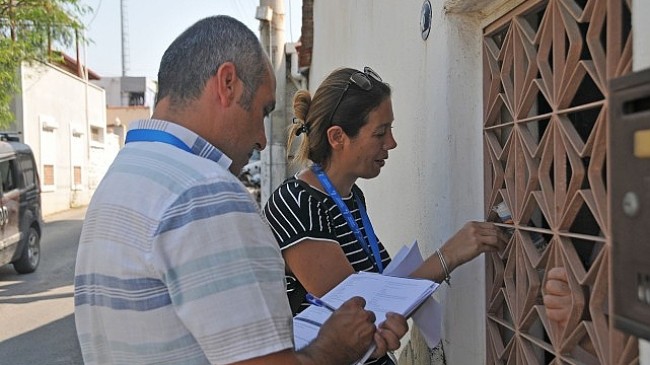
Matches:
[264,177,394,365]
[263,177,392,312]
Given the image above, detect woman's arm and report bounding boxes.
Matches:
[285,221,506,287]
[410,221,507,282]
[283,239,355,297]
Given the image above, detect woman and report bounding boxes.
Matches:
[263,67,506,365]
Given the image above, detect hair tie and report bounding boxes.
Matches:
[292,117,310,136]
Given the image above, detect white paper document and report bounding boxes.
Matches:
[383,240,443,348]
[383,240,424,277]
[293,271,439,352]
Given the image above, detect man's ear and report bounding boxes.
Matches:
[326,126,346,150]
[213,62,238,107]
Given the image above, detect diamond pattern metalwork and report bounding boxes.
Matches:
[483,0,638,364]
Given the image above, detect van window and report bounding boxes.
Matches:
[0,159,16,192]
[18,155,35,188]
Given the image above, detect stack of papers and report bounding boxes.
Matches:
[293,271,439,351]
[384,241,443,348]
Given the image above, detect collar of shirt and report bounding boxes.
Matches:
[128,119,233,170]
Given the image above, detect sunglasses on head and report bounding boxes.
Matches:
[327,66,383,126]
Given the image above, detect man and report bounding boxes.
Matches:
[74,15,406,365]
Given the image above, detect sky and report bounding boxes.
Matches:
[70,0,302,79]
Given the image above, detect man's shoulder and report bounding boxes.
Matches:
[89,145,245,222]
[115,142,233,183]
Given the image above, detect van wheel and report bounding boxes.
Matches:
[14,226,40,274]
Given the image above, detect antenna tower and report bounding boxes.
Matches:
[120,0,130,76]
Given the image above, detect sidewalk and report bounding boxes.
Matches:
[43,206,88,223]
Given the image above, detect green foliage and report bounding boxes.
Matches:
[0,0,90,127]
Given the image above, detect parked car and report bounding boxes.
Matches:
[240,159,261,187]
[0,133,42,274]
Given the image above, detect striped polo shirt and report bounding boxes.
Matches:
[74,119,293,365]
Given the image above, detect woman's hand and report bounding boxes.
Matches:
[410,221,507,282]
[441,221,507,271]
[370,312,408,359]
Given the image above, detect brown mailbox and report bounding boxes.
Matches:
[609,67,650,340]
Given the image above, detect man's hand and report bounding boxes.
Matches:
[307,296,377,364]
[233,301,406,365]
[543,267,572,329]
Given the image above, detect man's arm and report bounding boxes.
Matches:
[231,297,408,365]
[231,296,373,365]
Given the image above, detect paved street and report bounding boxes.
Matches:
[0,207,87,365]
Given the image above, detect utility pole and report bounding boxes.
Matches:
[257,0,287,205]
[120,0,130,77]
[120,0,131,108]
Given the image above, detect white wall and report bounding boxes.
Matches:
[18,62,106,215]
[311,1,488,363]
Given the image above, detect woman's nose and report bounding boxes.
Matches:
[385,133,397,150]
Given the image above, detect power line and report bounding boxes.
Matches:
[232,0,252,27]
[86,0,103,28]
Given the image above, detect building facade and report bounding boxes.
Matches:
[12,60,109,216]
[93,76,157,147]
[92,76,157,112]
[305,0,648,364]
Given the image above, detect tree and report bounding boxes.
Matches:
[0,0,89,127]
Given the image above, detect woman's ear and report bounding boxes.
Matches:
[326,126,346,150]
[213,62,238,107]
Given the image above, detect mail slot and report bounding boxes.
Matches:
[609,67,650,340]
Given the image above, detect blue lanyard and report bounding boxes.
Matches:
[312,164,383,273]
[125,129,192,153]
